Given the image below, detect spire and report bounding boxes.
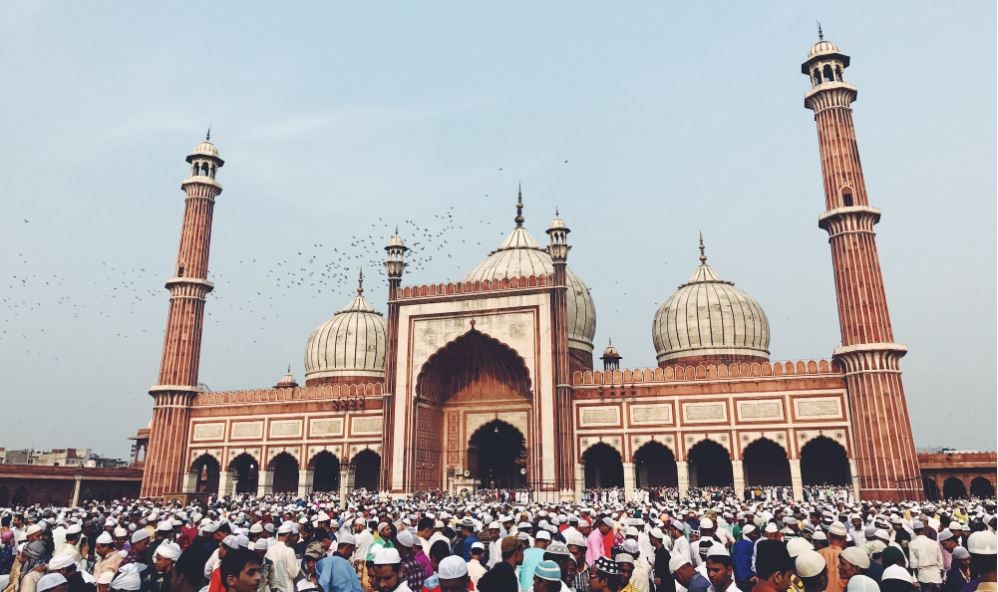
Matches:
[817,21,824,40]
[698,231,707,264]
[357,268,365,295]
[206,127,211,141]
[515,183,525,226]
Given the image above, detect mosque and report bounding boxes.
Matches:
[137,35,926,503]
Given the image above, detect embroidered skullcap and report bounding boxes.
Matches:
[535,560,562,582]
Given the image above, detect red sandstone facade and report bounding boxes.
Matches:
[137,37,956,503]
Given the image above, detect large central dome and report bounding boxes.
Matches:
[464,192,596,353]
[652,240,770,365]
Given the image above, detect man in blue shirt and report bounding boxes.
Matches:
[316,534,362,592]
[669,557,710,592]
[732,525,758,591]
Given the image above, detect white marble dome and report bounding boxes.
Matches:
[304,281,387,382]
[652,251,770,365]
[465,214,596,353]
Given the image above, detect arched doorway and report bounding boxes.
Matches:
[943,477,967,499]
[923,477,940,501]
[414,329,533,491]
[468,420,526,488]
[353,450,380,491]
[311,452,340,492]
[800,436,850,485]
[583,443,624,488]
[687,440,733,487]
[970,477,995,498]
[742,439,791,486]
[634,442,678,488]
[0,487,8,507]
[191,454,220,494]
[12,487,28,506]
[230,453,259,493]
[269,453,299,493]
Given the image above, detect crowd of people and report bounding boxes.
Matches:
[0,488,994,592]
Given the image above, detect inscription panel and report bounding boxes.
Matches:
[682,402,727,424]
[795,398,842,419]
[737,400,784,421]
[579,406,621,428]
[231,421,264,440]
[192,423,224,442]
[351,416,383,435]
[269,419,303,439]
[630,404,673,425]
[309,418,344,438]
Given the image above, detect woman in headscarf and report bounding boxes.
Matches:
[18,541,51,592]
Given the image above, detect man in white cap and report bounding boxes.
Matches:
[589,520,614,567]
[93,532,124,580]
[372,548,411,592]
[964,531,997,592]
[909,520,944,592]
[466,542,487,588]
[704,544,739,592]
[316,532,361,592]
[793,550,827,592]
[438,555,473,592]
[36,573,68,592]
[837,547,869,591]
[265,523,300,592]
[819,522,848,592]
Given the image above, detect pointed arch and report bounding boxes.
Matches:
[582,442,624,488]
[970,477,994,498]
[416,329,533,404]
[742,438,791,486]
[633,440,677,488]
[190,453,220,494]
[800,436,850,485]
[229,452,260,493]
[309,451,340,492]
[687,439,733,487]
[467,419,526,488]
[268,452,299,493]
[351,449,380,491]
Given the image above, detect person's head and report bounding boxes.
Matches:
[534,531,551,549]
[429,540,450,572]
[220,548,262,592]
[47,554,79,580]
[851,517,863,530]
[827,522,848,549]
[794,550,828,592]
[131,530,151,554]
[372,549,403,592]
[37,573,69,592]
[417,518,434,539]
[353,518,366,534]
[591,558,621,592]
[533,560,564,592]
[597,519,612,536]
[952,546,971,571]
[437,556,470,592]
[756,540,794,592]
[968,531,998,580]
[501,536,524,566]
[742,525,759,542]
[705,551,733,591]
[615,556,634,582]
[470,542,484,561]
[95,533,115,558]
[838,548,869,583]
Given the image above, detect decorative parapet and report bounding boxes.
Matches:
[194,382,383,407]
[395,274,552,301]
[572,359,841,386]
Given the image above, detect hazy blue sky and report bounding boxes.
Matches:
[1,2,994,458]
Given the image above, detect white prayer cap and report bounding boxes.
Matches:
[668,555,690,574]
[968,531,998,555]
[25,525,43,536]
[840,547,870,569]
[338,533,357,546]
[249,523,263,534]
[113,527,128,538]
[48,554,77,570]
[845,575,878,592]
[374,548,402,565]
[397,529,416,548]
[786,538,813,558]
[438,556,468,579]
[37,573,67,592]
[867,541,887,555]
[764,523,779,534]
[253,539,270,551]
[564,531,586,547]
[66,524,82,535]
[700,518,714,530]
[110,564,147,591]
[828,522,848,537]
[793,550,826,578]
[277,522,296,535]
[742,524,757,536]
[882,565,914,583]
[104,518,117,527]
[614,553,635,565]
[706,543,729,559]
[649,527,665,540]
[131,530,150,543]
[156,521,174,532]
[236,535,251,548]
[155,542,182,562]
[622,540,640,555]
[536,530,551,541]
[95,532,114,545]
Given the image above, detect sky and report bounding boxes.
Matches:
[0,2,994,459]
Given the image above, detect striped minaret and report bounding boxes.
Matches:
[546,204,574,497]
[141,134,224,497]
[802,32,923,501]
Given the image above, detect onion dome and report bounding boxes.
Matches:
[304,270,387,384]
[464,188,596,353]
[801,26,850,74]
[652,236,770,365]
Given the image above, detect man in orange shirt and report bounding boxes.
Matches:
[817,523,848,592]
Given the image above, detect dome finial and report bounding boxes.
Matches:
[698,231,707,264]
[357,268,365,295]
[206,126,211,141]
[515,183,525,226]
[817,20,824,40]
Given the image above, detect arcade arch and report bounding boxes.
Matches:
[269,453,299,493]
[970,477,994,498]
[943,477,967,499]
[633,441,677,488]
[191,453,220,494]
[742,439,791,486]
[583,443,624,489]
[310,451,340,492]
[800,436,851,485]
[352,450,380,491]
[687,439,733,487]
[230,453,259,493]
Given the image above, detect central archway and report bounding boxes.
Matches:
[468,420,526,488]
[634,441,678,488]
[583,443,624,488]
[413,329,533,491]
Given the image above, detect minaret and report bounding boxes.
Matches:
[141,134,224,497]
[546,204,574,498]
[381,229,408,493]
[802,32,922,500]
